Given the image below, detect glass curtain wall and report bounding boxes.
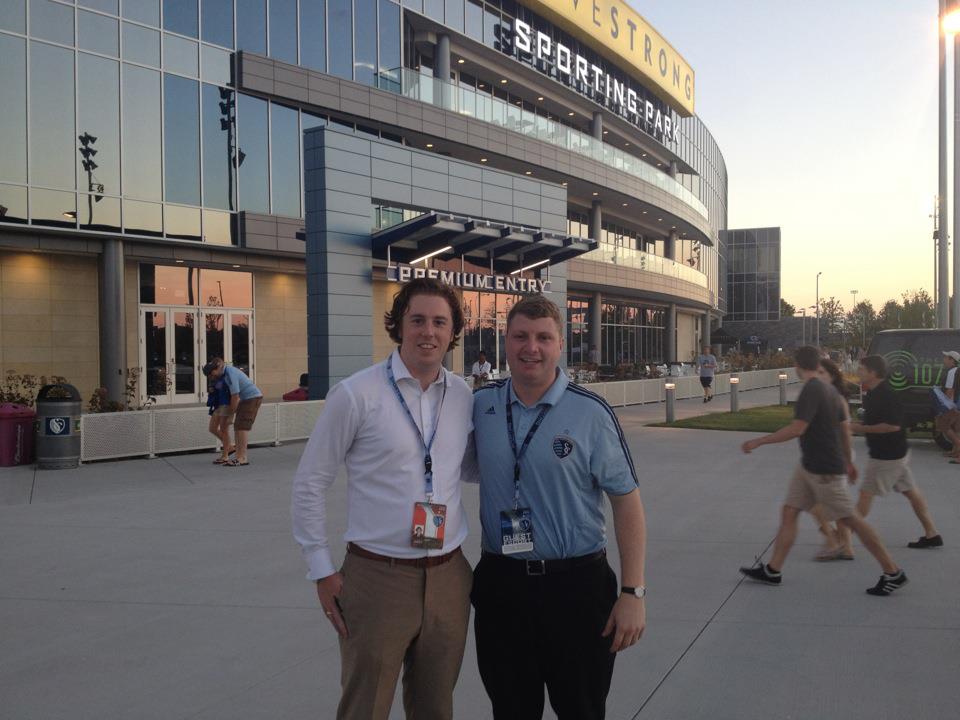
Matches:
[461,291,520,372]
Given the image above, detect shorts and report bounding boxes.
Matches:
[213,405,234,420]
[235,397,262,431]
[784,464,855,521]
[700,376,713,388]
[861,454,916,497]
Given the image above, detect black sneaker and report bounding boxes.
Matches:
[866,570,909,596]
[703,397,708,403]
[739,563,782,585]
[908,535,943,549]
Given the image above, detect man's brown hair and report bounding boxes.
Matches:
[383,278,464,351]
[506,294,563,333]
[859,354,888,379]
[795,345,821,372]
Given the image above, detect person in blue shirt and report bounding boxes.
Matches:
[470,294,647,720]
[207,357,262,467]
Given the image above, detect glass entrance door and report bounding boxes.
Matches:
[140,307,198,405]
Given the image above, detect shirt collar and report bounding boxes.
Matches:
[390,349,445,387]
[509,368,569,408]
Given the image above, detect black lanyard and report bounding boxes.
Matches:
[386,355,447,500]
[505,380,550,510]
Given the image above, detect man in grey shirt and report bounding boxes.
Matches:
[697,345,717,403]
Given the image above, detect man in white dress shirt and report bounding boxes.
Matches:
[291,278,474,720]
[471,350,492,389]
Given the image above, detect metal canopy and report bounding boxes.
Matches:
[371,212,597,272]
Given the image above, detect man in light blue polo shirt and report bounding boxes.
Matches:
[471,295,647,720]
[207,358,262,467]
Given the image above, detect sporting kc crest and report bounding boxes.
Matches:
[552,434,574,459]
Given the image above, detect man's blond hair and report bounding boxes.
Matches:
[506,295,563,333]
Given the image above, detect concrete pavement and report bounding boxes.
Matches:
[1,385,958,720]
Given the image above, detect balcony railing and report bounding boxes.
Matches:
[579,241,708,287]
[398,69,709,222]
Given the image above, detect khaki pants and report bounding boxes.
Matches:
[336,549,473,720]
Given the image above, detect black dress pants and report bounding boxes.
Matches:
[471,552,619,720]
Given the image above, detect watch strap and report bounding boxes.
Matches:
[621,585,646,598]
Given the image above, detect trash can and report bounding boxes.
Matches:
[35,384,82,469]
[0,403,36,466]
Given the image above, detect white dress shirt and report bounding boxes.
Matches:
[291,350,474,580]
[471,360,492,377]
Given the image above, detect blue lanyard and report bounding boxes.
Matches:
[386,355,447,500]
[505,380,550,510]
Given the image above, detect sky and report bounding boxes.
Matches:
[639,0,942,313]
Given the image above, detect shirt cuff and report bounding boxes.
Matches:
[304,548,337,581]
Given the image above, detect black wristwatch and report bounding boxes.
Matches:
[621,585,646,598]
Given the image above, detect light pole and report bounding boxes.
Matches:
[815,271,822,348]
[850,289,858,352]
[949,5,960,326]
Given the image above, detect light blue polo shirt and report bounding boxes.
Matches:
[223,365,262,401]
[473,371,638,560]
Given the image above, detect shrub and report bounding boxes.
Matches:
[86,368,164,413]
[0,371,69,407]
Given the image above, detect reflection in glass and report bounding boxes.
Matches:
[0,35,26,184]
[465,0,482,42]
[328,0,352,80]
[0,0,26,33]
[163,74,201,205]
[124,199,163,236]
[0,184,28,224]
[79,0,118,13]
[30,42,75,190]
[123,64,162,199]
[173,312,196,394]
[79,194,121,231]
[201,209,234,245]
[270,103,300,217]
[378,0,400,91]
[236,0,266,54]
[299,0,325,72]
[30,0,74,45]
[237,93,269,213]
[164,204,202,240]
[78,54,120,200]
[163,0,197,37]
[122,22,160,66]
[200,269,253,307]
[201,0,233,48]
[200,43,231,85]
[78,10,119,56]
[144,311,168,396]
[444,0,463,32]
[31,188,76,228]
[231,314,251,375]
[202,84,235,210]
[204,310,224,362]
[123,0,158,26]
[140,264,198,304]
[354,0,377,87]
[269,0,297,63]
[164,33,199,76]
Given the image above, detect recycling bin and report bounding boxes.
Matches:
[0,403,36,466]
[35,384,82,469]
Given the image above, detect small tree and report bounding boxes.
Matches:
[779,298,796,317]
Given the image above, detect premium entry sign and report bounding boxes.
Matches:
[386,264,551,293]
[522,0,695,117]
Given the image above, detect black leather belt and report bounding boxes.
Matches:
[480,549,606,576]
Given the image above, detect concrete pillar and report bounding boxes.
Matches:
[590,199,602,243]
[702,311,711,348]
[665,229,678,261]
[590,291,602,363]
[98,238,127,404]
[590,111,603,140]
[436,33,451,81]
[668,160,678,178]
[665,303,677,364]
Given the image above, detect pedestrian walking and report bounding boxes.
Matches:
[291,278,474,720]
[847,355,943,549]
[203,367,234,464]
[697,344,717,402]
[470,295,647,720]
[739,346,908,596]
[205,358,262,467]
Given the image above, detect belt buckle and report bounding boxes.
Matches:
[525,559,546,576]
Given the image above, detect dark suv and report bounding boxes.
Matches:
[867,329,960,447]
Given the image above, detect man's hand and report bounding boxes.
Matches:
[741,438,761,454]
[316,572,348,638]
[845,461,859,485]
[602,595,645,653]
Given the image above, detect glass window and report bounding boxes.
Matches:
[299,0,325,72]
[378,0,399,91]
[402,0,421,11]
[201,83,235,211]
[464,0,482,42]
[236,0,265,54]
[163,74,201,205]
[31,188,76,228]
[444,0,463,32]
[0,184,28,224]
[354,0,376,87]
[164,33,199,76]
[124,198,163,235]
[79,193,121,231]
[237,93,269,213]
[0,0,26,33]
[164,203,202,239]
[483,5,499,49]
[123,22,160,66]
[201,0,232,48]
[201,208,234,244]
[80,0,118,13]
[78,54,120,198]
[0,35,26,184]
[200,269,252,306]
[163,0,197,37]
[269,0,297,63]
[139,264,198,304]
[122,63,162,199]
[200,43,231,84]
[423,0,442,21]
[270,103,300,217]
[30,42,75,190]
[30,0,74,45]
[327,0,352,80]
[79,10,119,56]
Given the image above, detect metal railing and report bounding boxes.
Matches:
[578,241,708,287]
